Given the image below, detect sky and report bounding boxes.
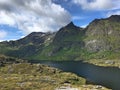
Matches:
[0,0,120,42]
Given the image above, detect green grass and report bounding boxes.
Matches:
[0,62,86,90]
[0,55,110,90]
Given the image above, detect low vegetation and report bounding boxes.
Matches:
[0,55,110,90]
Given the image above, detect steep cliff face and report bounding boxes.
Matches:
[51,22,85,55]
[53,22,84,44]
[85,15,120,53]
[0,15,120,60]
[34,22,85,60]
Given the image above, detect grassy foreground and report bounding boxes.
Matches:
[0,63,110,90]
[0,55,110,90]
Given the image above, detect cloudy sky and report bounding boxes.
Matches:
[0,0,120,41]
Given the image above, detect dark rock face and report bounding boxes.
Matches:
[1,32,55,47]
[14,32,54,46]
[109,15,120,22]
[18,32,46,45]
[0,32,45,47]
[53,22,80,43]
[51,22,85,56]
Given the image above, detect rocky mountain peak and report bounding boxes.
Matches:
[108,15,120,22]
[26,32,46,38]
[109,15,120,19]
[66,22,75,27]
[89,15,120,26]
[59,22,77,31]
[85,15,120,53]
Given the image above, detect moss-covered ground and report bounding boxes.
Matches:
[0,55,110,90]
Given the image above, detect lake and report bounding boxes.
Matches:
[30,61,120,90]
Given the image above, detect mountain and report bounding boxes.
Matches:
[0,15,120,60]
[0,32,56,59]
[84,15,120,59]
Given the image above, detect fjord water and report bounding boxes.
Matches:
[31,61,120,90]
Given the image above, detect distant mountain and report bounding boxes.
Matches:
[0,32,56,59]
[0,15,120,60]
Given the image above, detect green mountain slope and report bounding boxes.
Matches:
[0,32,56,59]
[84,15,120,59]
[33,22,85,60]
[0,15,120,61]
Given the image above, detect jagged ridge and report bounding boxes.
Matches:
[0,15,120,60]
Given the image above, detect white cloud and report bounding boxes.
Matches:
[0,30,7,39]
[72,0,120,11]
[0,11,15,26]
[0,0,71,34]
[107,10,120,17]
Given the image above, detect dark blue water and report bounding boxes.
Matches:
[30,61,120,90]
